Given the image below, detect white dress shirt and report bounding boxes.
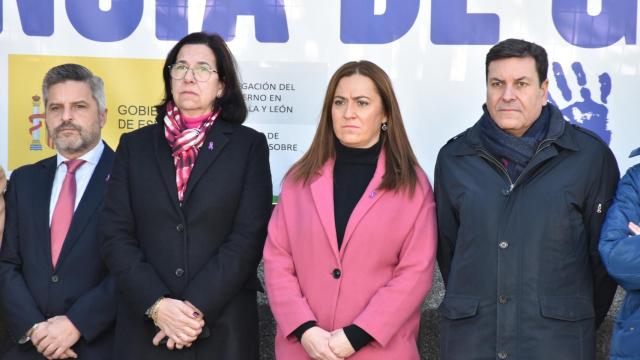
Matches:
[49,141,105,226]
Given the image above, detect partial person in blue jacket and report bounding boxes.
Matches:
[600,147,640,359]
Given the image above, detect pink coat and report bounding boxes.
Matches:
[264,153,437,359]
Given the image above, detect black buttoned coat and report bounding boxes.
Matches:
[101,118,272,359]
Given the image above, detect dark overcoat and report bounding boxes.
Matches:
[101,118,272,359]
[435,105,619,360]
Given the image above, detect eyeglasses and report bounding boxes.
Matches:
[168,63,218,82]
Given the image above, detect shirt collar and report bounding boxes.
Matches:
[56,140,105,167]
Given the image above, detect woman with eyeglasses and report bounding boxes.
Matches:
[101,32,272,359]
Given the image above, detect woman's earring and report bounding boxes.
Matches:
[381,123,388,132]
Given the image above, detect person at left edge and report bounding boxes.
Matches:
[0,64,116,359]
[0,166,6,245]
[101,32,272,359]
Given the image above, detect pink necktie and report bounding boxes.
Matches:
[50,159,85,267]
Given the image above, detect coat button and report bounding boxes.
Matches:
[332,268,341,279]
[498,295,508,304]
[176,224,184,232]
[501,188,510,196]
[51,275,59,283]
[175,268,184,277]
[498,352,508,359]
[499,241,509,249]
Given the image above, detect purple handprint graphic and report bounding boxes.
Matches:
[549,62,612,144]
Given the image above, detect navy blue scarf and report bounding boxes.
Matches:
[479,105,550,182]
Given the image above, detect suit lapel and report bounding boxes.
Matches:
[340,152,386,256]
[37,157,57,270]
[310,159,340,262]
[57,144,114,268]
[182,121,230,203]
[153,126,182,209]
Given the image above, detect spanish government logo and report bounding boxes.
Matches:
[28,95,47,151]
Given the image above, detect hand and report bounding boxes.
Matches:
[49,349,78,360]
[32,316,80,359]
[153,298,204,348]
[300,326,343,360]
[152,329,194,350]
[29,322,49,351]
[184,300,203,318]
[629,222,640,235]
[328,329,355,358]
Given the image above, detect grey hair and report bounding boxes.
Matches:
[42,63,106,112]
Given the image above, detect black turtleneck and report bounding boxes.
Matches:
[333,139,382,249]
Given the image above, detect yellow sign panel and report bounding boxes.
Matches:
[8,54,164,170]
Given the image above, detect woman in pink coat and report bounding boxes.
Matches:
[264,61,437,360]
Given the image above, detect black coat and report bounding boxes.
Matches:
[101,119,272,359]
[0,145,116,360]
[434,105,619,360]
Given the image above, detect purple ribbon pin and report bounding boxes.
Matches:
[105,174,110,182]
[369,191,376,199]
[207,141,214,150]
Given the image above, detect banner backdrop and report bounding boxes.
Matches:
[1,0,638,196]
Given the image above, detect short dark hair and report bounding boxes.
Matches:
[156,32,247,124]
[42,63,105,112]
[485,38,548,85]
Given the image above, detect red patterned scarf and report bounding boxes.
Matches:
[164,102,219,202]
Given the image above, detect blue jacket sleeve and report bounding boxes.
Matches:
[599,164,640,291]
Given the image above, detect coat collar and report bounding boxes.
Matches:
[310,151,387,262]
[153,120,233,207]
[310,158,339,261]
[53,142,115,271]
[452,103,579,156]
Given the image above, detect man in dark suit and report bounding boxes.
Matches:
[0,64,116,359]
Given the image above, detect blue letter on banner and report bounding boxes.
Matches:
[66,0,143,41]
[341,0,419,44]
[201,0,289,43]
[156,0,188,40]
[15,0,54,36]
[431,0,499,44]
[552,0,637,48]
